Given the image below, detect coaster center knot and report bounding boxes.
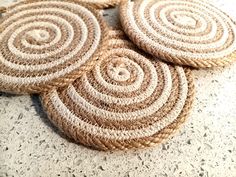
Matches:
[174,15,196,28]
[108,60,131,82]
[25,29,50,42]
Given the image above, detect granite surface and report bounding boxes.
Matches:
[0,0,236,177]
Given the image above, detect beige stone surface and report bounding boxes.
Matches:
[0,0,236,177]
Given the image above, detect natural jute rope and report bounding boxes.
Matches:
[77,0,121,9]
[0,0,109,94]
[119,0,236,68]
[25,0,121,9]
[41,30,195,151]
[0,7,7,13]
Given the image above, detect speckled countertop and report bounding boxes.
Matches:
[0,0,236,177]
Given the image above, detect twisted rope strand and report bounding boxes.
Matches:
[41,30,195,151]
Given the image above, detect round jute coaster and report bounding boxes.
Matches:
[119,0,236,68]
[0,0,108,94]
[41,30,194,151]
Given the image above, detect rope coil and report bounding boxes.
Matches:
[0,0,109,94]
[41,30,195,151]
[120,0,236,68]
[25,0,121,9]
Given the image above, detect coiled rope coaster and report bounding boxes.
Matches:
[41,30,194,151]
[0,0,108,94]
[120,0,236,68]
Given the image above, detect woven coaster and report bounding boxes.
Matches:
[41,30,194,151]
[119,0,236,68]
[0,0,108,94]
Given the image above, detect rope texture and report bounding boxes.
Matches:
[119,0,236,68]
[41,30,195,151]
[0,0,109,94]
[26,0,121,9]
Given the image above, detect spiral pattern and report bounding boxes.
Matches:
[41,30,194,150]
[120,0,236,68]
[0,0,108,93]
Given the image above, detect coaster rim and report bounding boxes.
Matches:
[81,0,122,9]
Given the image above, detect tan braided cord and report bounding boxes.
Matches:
[78,0,122,9]
[25,0,122,9]
[41,30,195,151]
[0,0,109,94]
[119,0,236,68]
[0,7,7,13]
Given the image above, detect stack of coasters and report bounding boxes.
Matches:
[41,30,194,151]
[0,0,108,94]
[120,0,236,68]
[0,0,199,151]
